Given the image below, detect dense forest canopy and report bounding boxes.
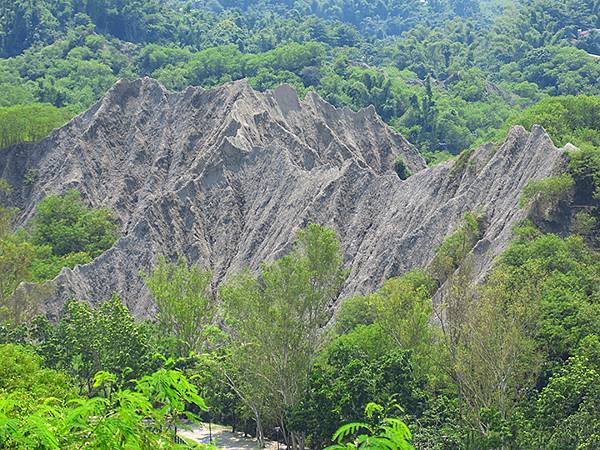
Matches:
[1,0,599,154]
[1,0,600,448]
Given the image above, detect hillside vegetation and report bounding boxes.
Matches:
[0,0,599,449]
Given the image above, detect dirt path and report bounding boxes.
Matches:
[178,423,284,449]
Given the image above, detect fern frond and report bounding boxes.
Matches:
[332,421,371,442]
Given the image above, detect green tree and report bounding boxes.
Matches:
[32,296,152,390]
[0,104,73,148]
[30,189,118,258]
[220,224,347,448]
[0,344,76,413]
[144,256,216,356]
[291,325,426,449]
[370,271,437,379]
[533,336,600,449]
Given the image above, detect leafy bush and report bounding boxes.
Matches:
[32,296,152,388]
[429,212,481,283]
[0,347,210,449]
[506,96,600,149]
[325,403,414,450]
[0,344,76,412]
[30,189,118,258]
[533,336,600,448]
[519,174,575,218]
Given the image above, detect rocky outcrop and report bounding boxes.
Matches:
[0,78,567,319]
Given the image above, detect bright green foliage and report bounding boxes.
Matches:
[0,104,74,148]
[495,231,599,366]
[572,211,598,245]
[29,249,92,282]
[30,189,118,258]
[370,271,437,378]
[533,336,600,449]
[0,345,210,449]
[450,229,599,447]
[325,403,414,450]
[0,0,598,160]
[221,223,347,445]
[144,256,216,356]
[0,344,76,411]
[0,183,49,324]
[568,146,600,245]
[0,190,119,326]
[507,96,600,149]
[0,239,35,309]
[506,98,600,239]
[32,297,152,389]
[334,295,377,335]
[136,367,209,426]
[1,0,600,446]
[506,97,600,235]
[0,179,15,238]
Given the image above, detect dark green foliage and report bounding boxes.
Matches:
[569,146,600,203]
[290,325,425,449]
[394,157,411,180]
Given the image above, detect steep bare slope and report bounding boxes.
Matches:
[0,78,567,318]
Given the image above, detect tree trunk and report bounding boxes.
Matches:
[289,430,305,450]
[255,413,265,448]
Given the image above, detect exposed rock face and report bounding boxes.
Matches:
[0,78,567,319]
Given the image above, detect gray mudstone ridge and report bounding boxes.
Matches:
[0,77,568,319]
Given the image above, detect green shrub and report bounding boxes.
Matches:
[519,175,575,217]
[394,157,412,180]
[429,212,481,283]
[30,189,118,257]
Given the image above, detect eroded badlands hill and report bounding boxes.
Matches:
[0,78,567,318]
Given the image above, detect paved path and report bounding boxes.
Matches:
[179,423,283,449]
